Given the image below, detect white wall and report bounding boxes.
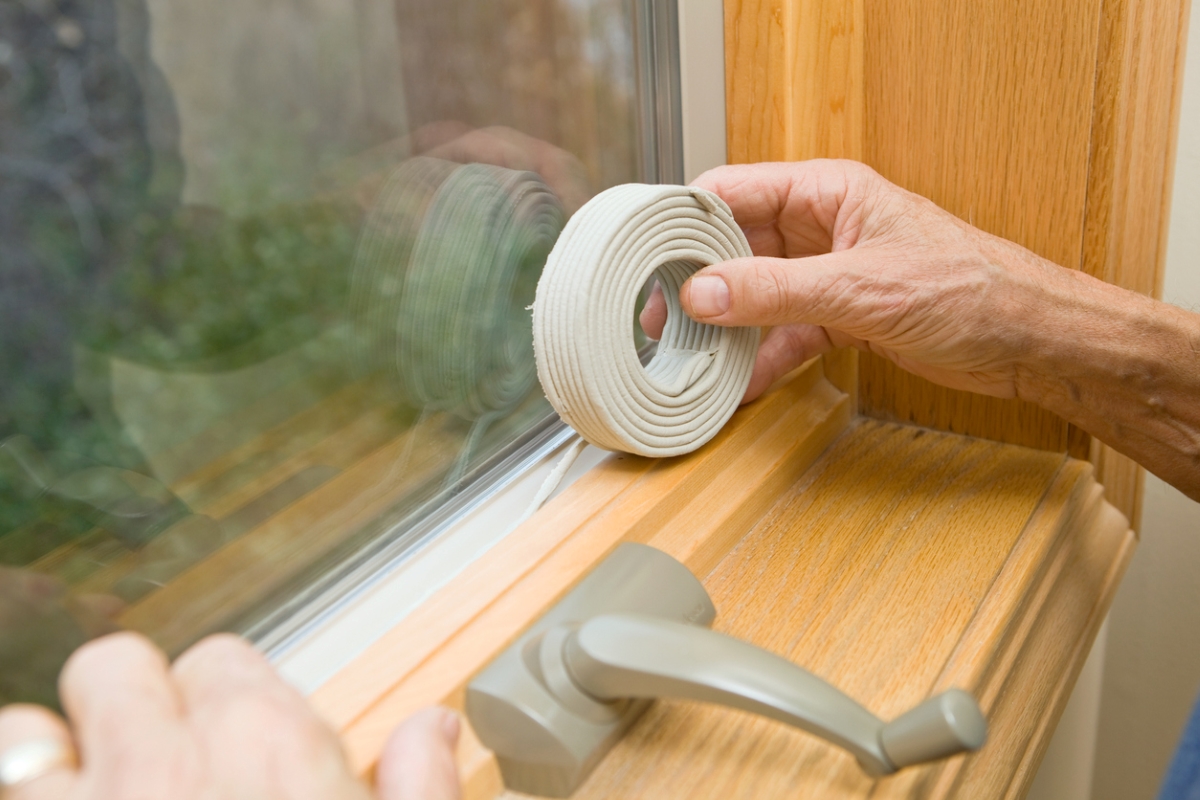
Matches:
[1090,7,1200,798]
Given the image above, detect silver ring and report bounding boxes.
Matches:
[0,738,77,791]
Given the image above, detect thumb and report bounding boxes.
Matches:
[680,254,863,329]
[376,707,462,800]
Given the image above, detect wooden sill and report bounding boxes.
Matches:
[310,357,1131,799]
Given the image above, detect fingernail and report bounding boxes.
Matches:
[686,275,730,317]
[440,709,461,744]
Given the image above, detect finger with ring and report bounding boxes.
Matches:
[0,705,77,796]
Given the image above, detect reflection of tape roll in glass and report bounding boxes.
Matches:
[350,157,565,481]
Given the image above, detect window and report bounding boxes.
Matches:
[0,0,682,706]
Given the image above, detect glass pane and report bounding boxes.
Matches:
[0,0,658,706]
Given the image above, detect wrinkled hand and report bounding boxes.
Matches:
[640,160,1103,404]
[0,632,460,800]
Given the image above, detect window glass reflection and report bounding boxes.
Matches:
[0,0,644,705]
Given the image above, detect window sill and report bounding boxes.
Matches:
[306,354,1131,799]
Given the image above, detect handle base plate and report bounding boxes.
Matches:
[466,543,715,797]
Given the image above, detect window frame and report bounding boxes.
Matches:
[253,0,730,683]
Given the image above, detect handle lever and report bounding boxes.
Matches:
[550,613,986,775]
[465,542,987,797]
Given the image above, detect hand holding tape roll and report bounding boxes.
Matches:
[533,184,760,457]
[350,170,759,503]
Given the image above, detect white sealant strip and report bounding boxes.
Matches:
[274,438,611,695]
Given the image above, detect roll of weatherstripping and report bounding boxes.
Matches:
[533,184,759,457]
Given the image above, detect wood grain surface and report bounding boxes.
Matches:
[857,0,1102,453]
[309,359,853,781]
[724,0,863,165]
[724,0,864,402]
[292,363,1132,800]
[556,421,1132,800]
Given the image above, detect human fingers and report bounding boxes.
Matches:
[0,705,77,799]
[375,707,461,800]
[170,634,296,713]
[638,281,667,340]
[680,247,1039,401]
[59,632,185,798]
[690,160,881,258]
[172,634,369,800]
[678,253,875,331]
[641,270,834,401]
[639,280,831,403]
[741,325,838,404]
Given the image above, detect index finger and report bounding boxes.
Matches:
[59,633,184,794]
[171,635,368,800]
[690,160,881,258]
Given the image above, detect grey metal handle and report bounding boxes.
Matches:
[467,543,987,796]
[552,613,986,775]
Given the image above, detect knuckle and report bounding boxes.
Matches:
[845,159,884,184]
[186,633,257,663]
[64,632,162,681]
[174,634,262,677]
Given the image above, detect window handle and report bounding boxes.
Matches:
[467,543,987,797]
[550,613,986,776]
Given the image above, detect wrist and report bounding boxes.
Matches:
[1011,267,1142,410]
[1015,266,1200,461]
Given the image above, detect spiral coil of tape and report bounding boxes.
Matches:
[533,184,759,457]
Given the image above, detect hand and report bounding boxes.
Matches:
[0,632,461,800]
[640,160,1200,501]
[639,159,1103,404]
